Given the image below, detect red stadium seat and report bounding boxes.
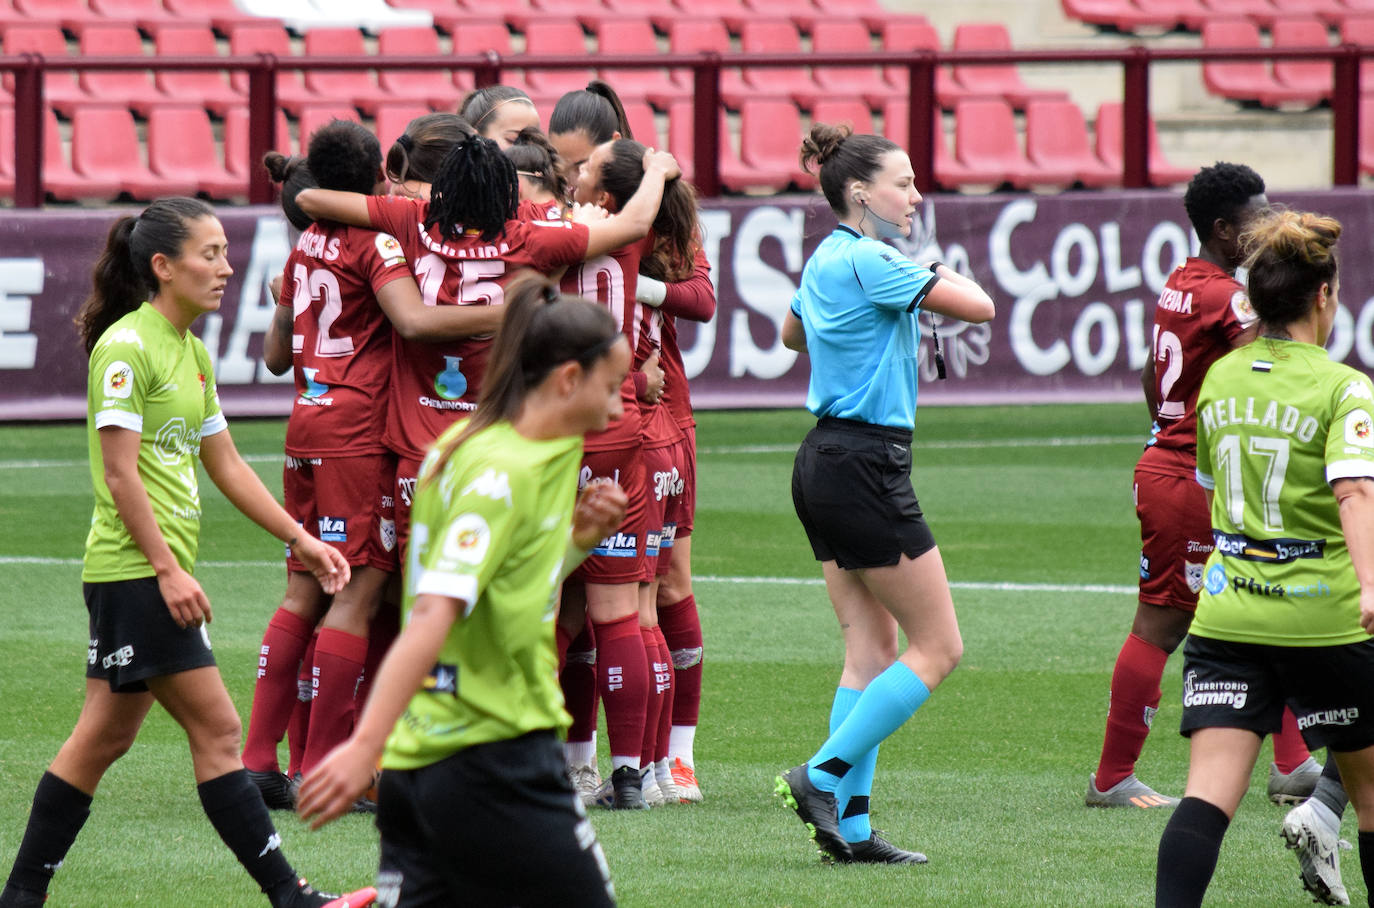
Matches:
[1094,101,1193,186]
[667,0,750,33]
[87,0,191,34]
[1270,17,1332,100]
[666,98,696,182]
[721,97,813,191]
[297,103,363,156]
[811,0,912,31]
[0,105,15,195]
[163,0,258,32]
[810,18,889,105]
[880,18,990,110]
[1340,15,1374,85]
[224,107,293,178]
[1201,18,1326,107]
[1200,0,1280,24]
[1258,0,1345,25]
[740,0,822,32]
[373,102,433,150]
[811,97,875,136]
[147,105,242,198]
[1024,98,1119,188]
[950,23,1070,109]
[376,27,459,108]
[882,98,976,192]
[228,22,320,116]
[518,20,594,100]
[1138,0,1213,29]
[449,18,512,92]
[664,17,730,99]
[13,0,97,32]
[1060,0,1177,31]
[78,25,169,117]
[595,19,687,107]
[948,98,1034,188]
[724,19,820,108]
[3,25,88,115]
[303,28,395,115]
[603,0,679,30]
[1359,93,1374,176]
[153,25,243,117]
[520,0,610,30]
[40,106,123,200]
[71,104,198,199]
[383,0,468,34]
[621,98,661,146]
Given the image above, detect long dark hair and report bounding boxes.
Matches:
[76,197,215,353]
[459,85,536,136]
[425,133,519,242]
[505,125,569,203]
[549,80,632,143]
[421,275,620,484]
[385,113,473,186]
[596,138,698,280]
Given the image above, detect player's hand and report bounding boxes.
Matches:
[297,739,378,830]
[570,202,610,224]
[294,535,351,595]
[267,273,283,305]
[639,350,664,404]
[572,481,629,551]
[1361,588,1374,635]
[642,148,681,181]
[156,565,212,629]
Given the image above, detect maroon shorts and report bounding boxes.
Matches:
[1135,465,1211,611]
[648,436,690,579]
[393,454,424,563]
[284,452,398,573]
[676,424,697,538]
[569,446,648,585]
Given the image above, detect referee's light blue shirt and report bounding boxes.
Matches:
[790,225,939,430]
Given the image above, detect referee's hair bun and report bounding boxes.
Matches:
[800,122,852,175]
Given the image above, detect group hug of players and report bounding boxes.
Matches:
[240,79,712,815]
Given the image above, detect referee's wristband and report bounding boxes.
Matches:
[927,260,945,274]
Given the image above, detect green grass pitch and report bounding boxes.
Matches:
[0,404,1346,906]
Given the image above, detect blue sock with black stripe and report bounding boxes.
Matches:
[828,686,879,844]
[808,662,928,793]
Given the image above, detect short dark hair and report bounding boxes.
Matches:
[307,119,381,195]
[1183,162,1266,244]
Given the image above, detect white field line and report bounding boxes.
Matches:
[0,558,1136,595]
[1,435,1142,470]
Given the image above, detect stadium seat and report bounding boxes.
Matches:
[228,22,321,116]
[723,19,821,108]
[70,104,198,199]
[4,25,89,115]
[40,106,123,200]
[1059,0,1177,31]
[376,27,459,108]
[153,25,244,117]
[297,103,363,155]
[948,98,1035,189]
[383,0,467,34]
[595,19,687,107]
[1201,18,1326,107]
[880,18,991,110]
[810,18,890,105]
[147,105,242,198]
[13,0,98,32]
[881,98,975,192]
[1024,98,1119,188]
[721,97,813,191]
[1094,101,1193,186]
[303,28,395,114]
[1259,0,1345,26]
[1270,17,1332,100]
[1200,0,1281,23]
[0,106,15,196]
[1339,15,1374,85]
[740,0,822,32]
[77,25,170,117]
[373,101,432,149]
[666,97,697,181]
[811,0,909,32]
[664,18,730,100]
[223,107,293,178]
[449,17,512,92]
[1138,0,1213,29]
[1359,93,1374,176]
[621,97,661,146]
[162,0,259,33]
[518,0,611,30]
[666,0,750,33]
[517,20,594,100]
[810,97,875,136]
[950,22,1070,109]
[602,0,680,30]
[87,0,190,34]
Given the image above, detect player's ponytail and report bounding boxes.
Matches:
[421,275,619,485]
[1242,209,1342,329]
[505,126,570,204]
[384,113,472,188]
[595,138,698,280]
[76,197,214,354]
[550,80,633,144]
[426,134,518,242]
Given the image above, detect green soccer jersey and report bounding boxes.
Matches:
[383,419,583,770]
[83,304,226,582]
[1193,337,1374,646]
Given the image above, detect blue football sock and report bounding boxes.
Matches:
[808,662,928,792]
[829,685,878,844]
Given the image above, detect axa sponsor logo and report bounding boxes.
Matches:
[317,515,347,542]
[1213,531,1325,564]
[1298,708,1359,730]
[1183,670,1248,709]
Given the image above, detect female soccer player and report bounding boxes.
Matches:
[0,198,372,908]
[776,124,994,864]
[1087,162,1316,810]
[505,125,570,220]
[297,277,630,907]
[549,81,633,185]
[1155,210,1374,908]
[460,85,541,150]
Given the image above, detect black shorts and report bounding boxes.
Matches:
[84,577,217,693]
[374,731,616,908]
[1179,634,1374,752]
[791,417,937,570]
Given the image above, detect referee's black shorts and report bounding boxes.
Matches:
[84,577,217,693]
[791,417,937,570]
[374,730,616,908]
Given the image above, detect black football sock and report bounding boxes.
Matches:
[1155,796,1229,908]
[1,771,92,905]
[1358,830,1374,907]
[1313,754,1348,819]
[197,769,300,905]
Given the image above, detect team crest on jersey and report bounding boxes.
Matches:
[379,517,397,553]
[443,513,490,565]
[374,232,406,267]
[103,361,133,399]
[422,662,457,695]
[1229,290,1257,325]
[1184,561,1205,594]
[1346,409,1374,447]
[1341,380,1374,405]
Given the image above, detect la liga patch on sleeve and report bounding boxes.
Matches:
[1345,408,1374,447]
[375,232,407,267]
[103,361,133,399]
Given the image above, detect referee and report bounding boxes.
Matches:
[774,124,994,864]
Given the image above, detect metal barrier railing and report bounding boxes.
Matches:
[0,42,1366,208]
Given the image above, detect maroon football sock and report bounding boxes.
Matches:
[242,608,312,773]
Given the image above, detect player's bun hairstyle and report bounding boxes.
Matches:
[385,113,473,187]
[595,138,700,282]
[421,274,620,483]
[505,126,569,203]
[306,119,381,195]
[1184,161,1266,245]
[801,122,900,216]
[1242,209,1342,328]
[549,80,632,143]
[459,85,536,137]
[426,133,519,242]
[77,197,216,354]
[262,152,316,232]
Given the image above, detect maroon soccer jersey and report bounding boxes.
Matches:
[1143,257,1256,472]
[280,222,413,457]
[365,194,591,459]
[656,247,715,429]
[517,198,565,222]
